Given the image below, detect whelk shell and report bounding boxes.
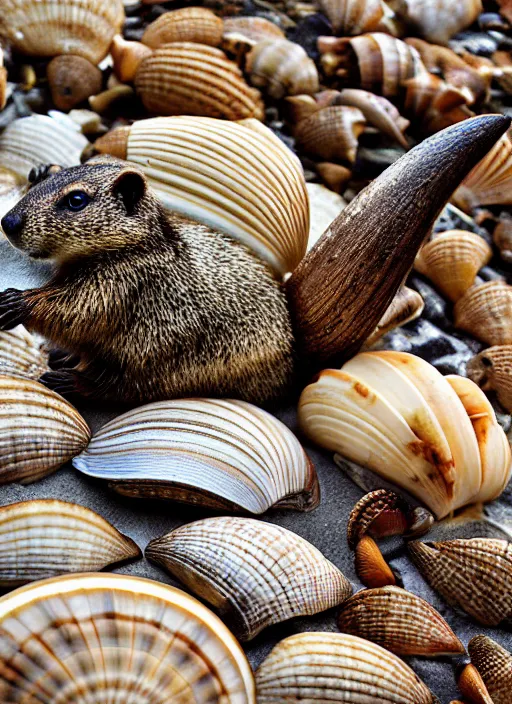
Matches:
[365,285,424,346]
[0,499,140,585]
[408,539,512,626]
[453,134,512,211]
[294,105,366,164]
[142,7,224,49]
[454,281,512,346]
[146,516,351,641]
[347,489,409,549]
[246,39,319,99]
[469,635,512,704]
[110,35,153,83]
[0,375,91,484]
[47,55,103,112]
[401,0,483,45]
[255,632,436,704]
[337,585,464,656]
[467,345,512,413]
[73,398,319,514]
[0,573,256,703]
[317,0,385,35]
[0,326,49,380]
[354,535,397,587]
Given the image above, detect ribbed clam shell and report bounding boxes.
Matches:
[0,375,91,484]
[0,326,49,380]
[142,7,223,49]
[354,535,397,587]
[366,285,424,346]
[255,632,436,704]
[453,134,512,211]
[134,43,264,120]
[402,0,483,45]
[469,635,512,704]
[0,573,256,703]
[146,516,351,641]
[318,0,385,35]
[246,39,319,99]
[403,71,470,135]
[347,489,409,549]
[0,0,124,64]
[467,345,512,413]
[454,281,512,346]
[408,539,512,626]
[337,586,464,657]
[0,499,140,585]
[415,231,492,302]
[0,168,27,224]
[294,105,366,164]
[73,398,319,514]
[94,116,309,275]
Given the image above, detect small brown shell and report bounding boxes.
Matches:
[333,88,409,148]
[337,586,465,657]
[318,0,385,35]
[110,35,153,83]
[47,55,103,111]
[142,7,223,49]
[0,327,49,381]
[402,71,470,136]
[134,43,264,119]
[454,281,512,346]
[294,105,365,163]
[347,489,409,549]
[458,663,494,704]
[246,39,319,99]
[354,535,396,587]
[222,16,285,47]
[315,162,352,194]
[493,213,512,264]
[469,635,512,704]
[453,134,512,211]
[401,0,482,45]
[365,285,424,346]
[467,345,512,413]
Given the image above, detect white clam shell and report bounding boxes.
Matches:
[0,326,49,380]
[73,398,319,514]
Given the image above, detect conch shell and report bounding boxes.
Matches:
[454,281,512,346]
[400,0,483,45]
[142,7,223,49]
[467,345,512,413]
[453,134,512,211]
[0,326,49,380]
[246,39,319,99]
[469,635,512,704]
[317,0,386,35]
[294,105,366,164]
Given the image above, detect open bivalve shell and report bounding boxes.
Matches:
[0,326,49,380]
[255,632,436,703]
[453,134,512,211]
[467,345,512,413]
[298,351,511,518]
[401,0,482,45]
[94,116,309,275]
[365,285,424,346]
[469,635,512,704]
[246,39,319,99]
[0,499,140,585]
[73,398,319,514]
[0,573,256,703]
[454,281,512,346]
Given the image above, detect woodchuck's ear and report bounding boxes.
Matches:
[112,168,146,215]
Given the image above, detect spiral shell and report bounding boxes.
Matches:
[0,326,49,380]
[142,7,223,49]
[453,134,512,211]
[467,345,512,413]
[403,71,471,135]
[402,0,483,45]
[454,281,512,346]
[294,105,366,164]
[246,39,319,99]
[318,0,385,35]
[0,573,256,703]
[469,635,512,704]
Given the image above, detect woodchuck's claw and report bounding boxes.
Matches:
[39,370,80,398]
[48,349,81,371]
[0,288,28,330]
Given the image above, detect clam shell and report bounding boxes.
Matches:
[73,398,319,514]
[402,0,483,45]
[0,499,140,585]
[142,7,223,49]
[255,632,436,704]
[0,573,256,703]
[134,43,264,120]
[469,635,512,704]
[294,105,366,164]
[467,345,512,413]
[0,375,91,484]
[453,134,512,211]
[403,71,470,135]
[454,281,512,346]
[414,230,492,302]
[365,285,424,346]
[246,39,319,99]
[354,535,397,587]
[0,0,124,64]
[318,0,385,34]
[493,214,512,264]
[347,489,409,549]
[408,538,512,626]
[0,326,49,380]
[146,516,351,641]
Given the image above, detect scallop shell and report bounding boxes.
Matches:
[403,71,470,135]
[94,116,309,275]
[142,7,223,49]
[110,35,153,83]
[246,39,319,99]
[255,632,436,704]
[365,285,424,346]
[73,398,319,514]
[47,54,103,112]
[354,535,397,587]
[347,489,409,549]
[467,345,512,413]
[134,43,264,120]
[454,281,512,346]
[146,516,351,641]
[469,635,512,704]
[0,375,91,484]
[317,0,385,35]
[402,0,483,45]
[453,134,512,211]
[408,539,512,626]
[0,499,140,586]
[0,326,49,380]
[337,585,464,656]
[414,230,492,302]
[294,105,366,164]
[0,573,256,703]
[458,663,494,704]
[0,0,125,64]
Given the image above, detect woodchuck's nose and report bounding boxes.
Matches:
[1,211,24,242]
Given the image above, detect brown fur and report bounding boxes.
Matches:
[0,157,295,405]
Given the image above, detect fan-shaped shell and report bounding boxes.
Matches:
[142,7,223,49]
[318,0,385,35]
[453,134,512,211]
[402,0,483,45]
[146,516,352,641]
[0,573,256,703]
[73,398,319,514]
[347,489,409,549]
[469,635,512,704]
[0,0,124,64]
[255,632,436,704]
[134,43,264,120]
[454,281,512,346]
[0,499,140,585]
[94,116,309,275]
[467,345,512,413]
[0,375,91,484]
[246,39,319,99]
[0,326,49,380]
[294,105,365,164]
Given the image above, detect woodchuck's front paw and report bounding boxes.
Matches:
[0,289,28,330]
[40,368,99,400]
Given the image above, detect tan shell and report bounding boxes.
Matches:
[458,663,494,704]
[0,0,125,64]
[469,635,512,704]
[454,281,512,346]
[354,535,397,587]
[256,632,436,704]
[0,326,49,380]
[88,84,134,113]
[494,213,512,264]
[403,71,471,135]
[408,539,512,626]
[294,105,366,164]
[222,16,285,56]
[337,585,464,656]
[347,489,409,549]
[414,230,492,302]
[316,162,352,193]
[146,516,352,641]
[334,88,409,148]
[110,35,153,83]
[134,42,264,119]
[365,285,424,346]
[318,0,385,35]
[142,7,223,49]
[246,39,319,99]
[467,345,512,413]
[402,0,483,45]
[47,55,103,111]
[453,134,512,211]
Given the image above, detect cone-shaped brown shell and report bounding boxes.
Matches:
[47,55,103,111]
[402,0,483,45]
[354,535,397,587]
[334,88,410,148]
[142,7,223,49]
[467,345,512,413]
[294,105,366,164]
[318,0,385,35]
[458,663,494,704]
[454,281,512,346]
[469,635,512,704]
[453,134,512,211]
[246,39,319,99]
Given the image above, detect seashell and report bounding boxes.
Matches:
[453,134,512,211]
[110,34,153,83]
[401,0,482,45]
[47,55,103,112]
[408,538,512,626]
[402,71,471,136]
[0,50,6,111]
[317,0,385,35]
[454,281,512,346]
[0,375,91,484]
[294,105,366,164]
[0,499,140,586]
[94,116,308,275]
[354,535,397,587]
[347,489,409,549]
[365,285,424,346]
[467,345,512,413]
[0,168,27,225]
[222,16,285,58]
[142,7,224,49]
[88,84,134,113]
[0,326,49,380]
[73,398,319,514]
[315,162,352,194]
[134,42,264,119]
[0,0,125,65]
[333,88,409,148]
[255,632,436,704]
[0,573,256,703]
[469,635,512,704]
[414,230,492,302]
[337,585,465,656]
[146,516,351,641]
[493,213,512,263]
[458,663,494,704]
[246,39,319,99]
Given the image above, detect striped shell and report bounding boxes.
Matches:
[403,71,470,136]
[146,516,352,641]
[294,105,366,164]
[318,0,386,35]
[454,281,512,346]
[469,635,512,704]
[0,326,49,380]
[142,7,223,49]
[453,134,512,211]
[467,345,512,413]
[246,39,319,99]
[0,375,91,484]
[402,0,483,45]
[73,398,319,514]
[347,489,409,549]
[0,573,256,703]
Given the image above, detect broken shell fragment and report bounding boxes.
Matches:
[334,88,409,148]
[246,39,319,99]
[401,0,483,45]
[142,7,223,49]
[457,663,494,704]
[347,489,409,549]
[469,635,512,704]
[453,134,512,211]
[47,55,103,111]
[337,585,464,656]
[454,281,512,346]
[354,535,396,587]
[0,326,49,380]
[110,35,153,83]
[467,345,512,413]
[294,105,366,164]
[365,285,424,346]
[146,516,351,641]
[317,0,385,35]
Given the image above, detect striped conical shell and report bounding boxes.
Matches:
[318,0,385,35]
[294,105,366,164]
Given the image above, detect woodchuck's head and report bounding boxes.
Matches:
[1,156,159,262]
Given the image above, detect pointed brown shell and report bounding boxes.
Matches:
[294,105,365,163]
[458,663,494,704]
[142,7,223,49]
[365,285,424,346]
[354,535,396,587]
[246,39,319,99]
[334,88,409,148]
[454,281,512,346]
[469,635,512,704]
[467,345,512,413]
[318,0,385,35]
[453,134,512,211]
[402,0,483,45]
[347,489,409,549]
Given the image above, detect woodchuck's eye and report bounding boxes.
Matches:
[65,191,90,211]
